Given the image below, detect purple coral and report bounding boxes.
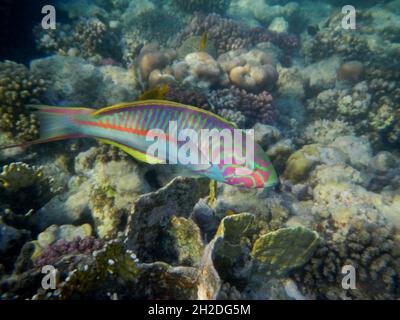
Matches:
[164,83,212,111]
[208,86,276,127]
[34,236,103,267]
[174,13,298,55]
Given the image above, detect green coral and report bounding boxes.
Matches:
[89,183,122,239]
[250,227,320,278]
[161,216,204,267]
[212,213,256,282]
[283,144,321,183]
[0,61,46,142]
[212,213,319,289]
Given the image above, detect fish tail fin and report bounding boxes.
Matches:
[0,105,94,150]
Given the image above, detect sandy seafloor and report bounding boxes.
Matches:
[0,0,399,300]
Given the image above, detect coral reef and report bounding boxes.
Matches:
[1,0,400,302]
[172,0,230,14]
[208,86,275,127]
[34,17,121,64]
[174,52,229,89]
[30,55,140,108]
[37,224,93,248]
[136,44,176,88]
[302,120,355,145]
[218,48,278,92]
[125,176,209,263]
[305,79,400,148]
[294,195,400,299]
[164,83,212,111]
[118,0,185,46]
[34,236,103,268]
[177,35,217,60]
[174,13,298,56]
[228,0,301,29]
[280,133,400,299]
[0,61,45,142]
[0,162,57,219]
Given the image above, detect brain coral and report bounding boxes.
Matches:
[218,49,278,92]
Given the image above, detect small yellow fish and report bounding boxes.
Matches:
[138,84,170,100]
[199,32,207,52]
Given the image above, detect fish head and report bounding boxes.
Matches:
[222,149,278,189]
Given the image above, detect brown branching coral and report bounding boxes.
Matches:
[164,83,212,111]
[73,17,121,61]
[302,13,370,62]
[0,61,45,142]
[293,213,400,299]
[208,86,275,128]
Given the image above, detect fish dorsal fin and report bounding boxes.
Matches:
[96,138,164,164]
[93,100,238,128]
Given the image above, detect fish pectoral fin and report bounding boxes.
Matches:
[95,138,164,164]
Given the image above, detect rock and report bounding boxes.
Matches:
[253,123,282,149]
[55,240,216,300]
[30,55,139,108]
[302,56,341,93]
[30,56,103,106]
[125,177,209,262]
[268,17,289,34]
[212,213,256,281]
[330,135,372,170]
[156,216,204,267]
[283,145,321,183]
[277,66,306,100]
[370,151,398,173]
[77,158,151,238]
[215,213,256,243]
[27,186,91,232]
[266,138,295,173]
[37,224,92,248]
[0,218,30,256]
[197,240,221,299]
[250,226,319,277]
[284,144,348,183]
[97,65,140,106]
[191,198,218,241]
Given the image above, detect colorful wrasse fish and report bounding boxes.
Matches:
[1,99,278,189]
